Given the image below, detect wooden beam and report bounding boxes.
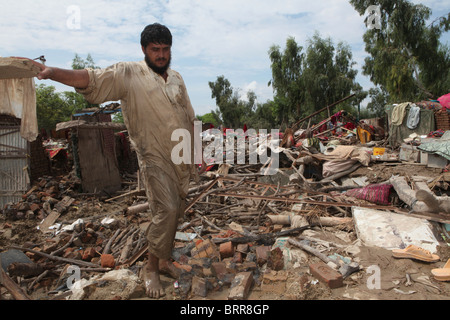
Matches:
[56,120,127,131]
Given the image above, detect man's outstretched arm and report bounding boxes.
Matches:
[16,57,90,90]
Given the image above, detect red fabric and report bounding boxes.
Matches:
[345,184,393,205]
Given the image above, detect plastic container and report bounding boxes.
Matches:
[373,147,385,156]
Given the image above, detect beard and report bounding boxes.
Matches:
[145,54,171,75]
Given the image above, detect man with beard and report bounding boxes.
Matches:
[24,23,205,299]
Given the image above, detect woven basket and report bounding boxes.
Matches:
[435,110,450,131]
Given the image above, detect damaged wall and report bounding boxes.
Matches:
[71,113,122,195]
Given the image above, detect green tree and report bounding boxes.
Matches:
[303,33,365,119]
[268,34,366,128]
[350,0,450,101]
[197,112,222,128]
[268,37,305,127]
[248,100,278,130]
[35,54,102,131]
[72,53,99,70]
[70,53,100,110]
[366,86,390,117]
[208,75,256,128]
[36,84,75,131]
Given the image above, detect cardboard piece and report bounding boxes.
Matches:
[352,206,440,253]
[0,57,41,79]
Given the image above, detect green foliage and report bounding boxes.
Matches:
[366,86,390,117]
[196,112,221,128]
[350,0,450,101]
[268,37,305,127]
[36,54,100,130]
[208,75,256,128]
[268,33,366,127]
[36,84,77,131]
[205,34,366,130]
[72,53,99,70]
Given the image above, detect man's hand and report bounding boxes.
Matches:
[11,57,52,80]
[33,62,54,80]
[11,56,89,89]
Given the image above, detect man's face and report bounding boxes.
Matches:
[143,43,172,75]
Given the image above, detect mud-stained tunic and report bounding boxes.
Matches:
[76,60,197,259]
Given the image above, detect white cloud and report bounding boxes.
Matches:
[0,0,447,116]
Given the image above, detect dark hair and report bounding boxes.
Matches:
[140,23,172,48]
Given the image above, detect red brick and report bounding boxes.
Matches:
[191,276,208,297]
[309,262,343,289]
[228,271,254,300]
[100,254,116,268]
[255,246,271,266]
[173,261,192,273]
[82,247,97,261]
[220,241,235,259]
[267,247,284,271]
[191,239,220,259]
[211,262,227,278]
[232,251,243,263]
[29,203,41,212]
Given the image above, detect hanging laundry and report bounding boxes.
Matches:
[0,77,38,142]
[406,104,421,129]
[391,102,411,126]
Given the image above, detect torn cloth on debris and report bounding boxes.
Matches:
[345,184,393,205]
[321,145,371,166]
[0,78,38,142]
[322,159,358,178]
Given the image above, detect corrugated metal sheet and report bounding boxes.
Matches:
[0,126,29,207]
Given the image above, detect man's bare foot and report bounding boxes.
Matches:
[159,260,181,279]
[143,254,166,299]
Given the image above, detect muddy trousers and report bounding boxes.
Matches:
[142,167,186,260]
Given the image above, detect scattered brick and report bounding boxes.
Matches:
[100,254,116,268]
[261,270,288,294]
[256,246,271,266]
[82,247,97,261]
[228,271,254,300]
[219,241,235,259]
[191,239,220,260]
[191,276,208,297]
[236,244,249,254]
[267,247,284,271]
[309,262,343,289]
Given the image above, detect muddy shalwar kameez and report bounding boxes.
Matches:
[76,60,197,259]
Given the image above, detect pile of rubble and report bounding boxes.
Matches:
[1,116,450,301]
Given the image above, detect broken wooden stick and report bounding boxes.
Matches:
[7,262,46,278]
[8,245,99,268]
[0,267,31,300]
[288,238,336,267]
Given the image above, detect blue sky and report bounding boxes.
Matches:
[1,0,449,116]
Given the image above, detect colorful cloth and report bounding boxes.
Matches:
[345,184,393,205]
